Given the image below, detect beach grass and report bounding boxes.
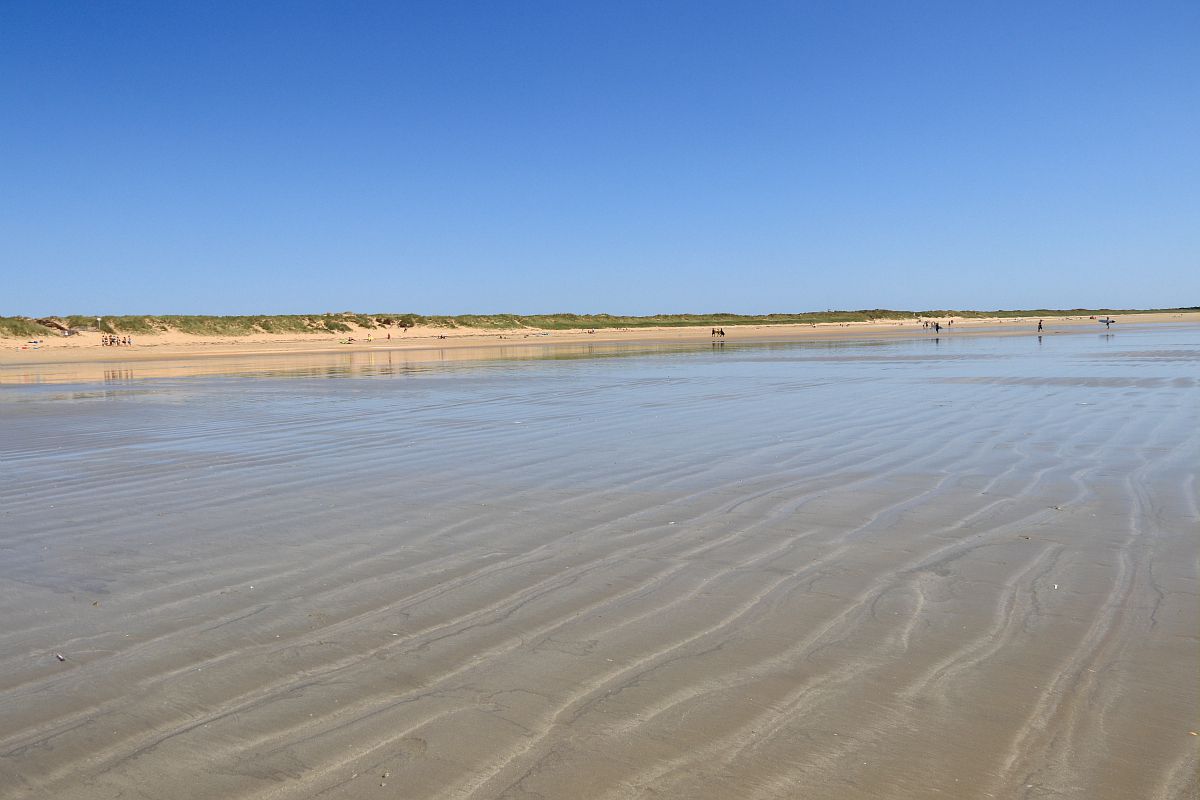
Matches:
[0,317,52,338]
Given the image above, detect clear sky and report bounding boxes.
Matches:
[2,1,1197,316]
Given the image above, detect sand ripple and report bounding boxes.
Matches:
[1,332,1197,799]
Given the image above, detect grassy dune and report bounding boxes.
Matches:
[52,314,410,335]
[0,317,52,338]
[2,308,1195,338]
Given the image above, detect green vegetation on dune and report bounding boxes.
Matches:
[2,307,1196,339]
[513,312,888,328]
[0,317,52,338]
[48,313,395,336]
[415,308,1198,329]
[432,314,523,329]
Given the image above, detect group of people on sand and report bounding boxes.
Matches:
[710,327,726,337]
[101,334,132,346]
[339,332,389,344]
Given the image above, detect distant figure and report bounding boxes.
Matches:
[933,322,941,333]
[1037,319,1043,332]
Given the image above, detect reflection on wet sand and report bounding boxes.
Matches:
[6,321,1197,386]
[3,342,702,385]
[1,339,902,385]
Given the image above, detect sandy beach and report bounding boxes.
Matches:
[1,324,1197,799]
[3,312,1197,384]
[6,0,1196,795]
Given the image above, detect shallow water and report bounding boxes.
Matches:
[1,326,1197,799]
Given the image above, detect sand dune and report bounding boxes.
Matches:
[4,312,1199,380]
[0,328,1196,799]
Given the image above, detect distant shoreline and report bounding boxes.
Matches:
[3,306,1196,337]
[3,311,1198,376]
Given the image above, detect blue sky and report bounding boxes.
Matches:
[2,1,1197,315]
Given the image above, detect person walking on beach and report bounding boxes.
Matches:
[1037,319,1043,332]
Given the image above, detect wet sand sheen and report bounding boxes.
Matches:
[1,330,1197,799]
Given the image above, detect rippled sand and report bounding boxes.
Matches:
[1,329,1197,799]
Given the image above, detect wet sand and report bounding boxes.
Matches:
[1,327,1197,799]
[5,312,1198,385]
